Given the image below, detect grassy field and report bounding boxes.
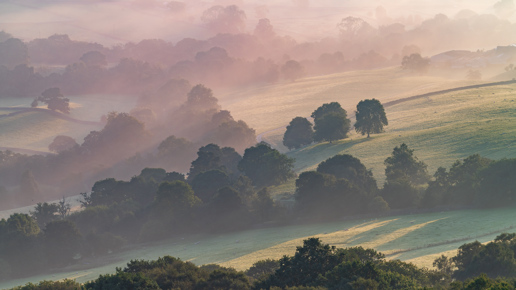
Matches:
[261,80,516,195]
[219,67,480,134]
[0,94,137,152]
[2,206,516,288]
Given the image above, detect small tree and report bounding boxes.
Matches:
[57,197,71,219]
[48,135,78,153]
[466,69,482,80]
[354,98,388,138]
[283,117,313,150]
[401,53,429,73]
[281,60,305,81]
[34,87,70,114]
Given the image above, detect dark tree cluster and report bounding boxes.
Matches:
[283,99,388,150]
[295,154,380,220]
[0,138,298,280]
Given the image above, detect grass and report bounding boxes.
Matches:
[0,94,138,152]
[3,206,516,288]
[262,82,516,196]
[219,67,480,134]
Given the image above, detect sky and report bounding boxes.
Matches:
[0,0,507,46]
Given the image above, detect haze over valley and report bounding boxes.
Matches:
[1,0,516,289]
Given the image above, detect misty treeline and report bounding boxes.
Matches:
[0,140,295,280]
[11,237,516,290]
[1,5,516,96]
[2,138,516,280]
[0,81,256,208]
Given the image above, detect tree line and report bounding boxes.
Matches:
[10,236,516,289]
[3,134,516,280]
[283,98,388,150]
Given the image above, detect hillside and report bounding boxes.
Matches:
[248,77,516,197]
[0,94,137,152]
[2,68,516,288]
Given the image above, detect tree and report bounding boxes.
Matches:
[313,112,350,142]
[188,144,242,182]
[34,87,70,114]
[311,102,351,143]
[43,220,82,267]
[384,143,429,186]
[156,135,196,172]
[5,213,40,238]
[354,99,388,138]
[317,154,378,193]
[382,143,429,209]
[466,69,482,80]
[283,117,313,150]
[31,202,59,229]
[337,16,376,41]
[191,170,230,202]
[154,181,201,215]
[281,60,305,81]
[238,142,295,187]
[57,197,71,219]
[19,169,40,198]
[401,53,430,73]
[201,5,247,35]
[184,84,220,113]
[48,135,78,153]
[80,50,107,67]
[254,18,276,40]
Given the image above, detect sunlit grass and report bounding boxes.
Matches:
[0,94,137,152]
[277,83,516,190]
[220,67,479,133]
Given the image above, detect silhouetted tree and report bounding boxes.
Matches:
[384,143,429,186]
[401,53,429,73]
[281,60,305,81]
[191,169,230,202]
[34,87,70,114]
[80,50,107,67]
[354,99,388,138]
[311,102,350,143]
[19,170,39,199]
[43,220,82,267]
[201,5,247,35]
[317,154,378,193]
[283,117,313,150]
[238,143,295,187]
[30,202,59,229]
[48,135,78,153]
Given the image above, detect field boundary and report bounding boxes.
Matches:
[257,79,516,140]
[386,224,516,257]
[382,79,516,108]
[0,107,102,125]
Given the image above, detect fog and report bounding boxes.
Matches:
[2,0,516,287]
[0,0,507,45]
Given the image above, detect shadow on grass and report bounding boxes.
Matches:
[288,136,376,172]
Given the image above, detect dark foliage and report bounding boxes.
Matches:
[283,117,313,150]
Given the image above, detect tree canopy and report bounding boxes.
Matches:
[354,98,388,138]
[282,116,313,150]
[33,87,70,114]
[311,102,350,143]
[238,142,295,187]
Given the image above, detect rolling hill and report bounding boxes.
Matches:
[2,67,516,288]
